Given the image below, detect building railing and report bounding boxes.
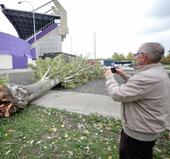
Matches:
[27,21,59,44]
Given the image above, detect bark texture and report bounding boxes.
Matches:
[0,79,60,117]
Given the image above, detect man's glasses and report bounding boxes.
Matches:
[133,52,144,56]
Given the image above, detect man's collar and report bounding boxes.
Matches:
[133,63,162,71]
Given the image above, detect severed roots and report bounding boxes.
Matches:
[0,85,15,117]
[0,103,15,117]
[0,85,30,117]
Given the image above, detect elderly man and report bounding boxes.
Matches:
[105,42,170,159]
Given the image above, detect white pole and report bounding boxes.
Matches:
[94,32,96,59]
[18,1,38,59]
[70,36,72,54]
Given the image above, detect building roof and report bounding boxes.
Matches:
[0,4,60,40]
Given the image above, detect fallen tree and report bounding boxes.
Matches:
[0,55,103,117]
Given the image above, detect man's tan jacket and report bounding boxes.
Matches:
[106,63,170,141]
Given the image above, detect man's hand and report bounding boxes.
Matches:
[115,67,129,82]
[116,67,126,76]
[104,69,113,78]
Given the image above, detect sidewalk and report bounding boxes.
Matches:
[31,90,121,119]
[31,90,170,129]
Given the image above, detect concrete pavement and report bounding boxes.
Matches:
[31,90,121,119]
[31,90,170,129]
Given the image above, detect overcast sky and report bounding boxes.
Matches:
[0,0,170,58]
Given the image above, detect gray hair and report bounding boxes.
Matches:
[138,42,164,62]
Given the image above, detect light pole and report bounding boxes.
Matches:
[70,35,72,54]
[93,32,96,59]
[18,1,38,59]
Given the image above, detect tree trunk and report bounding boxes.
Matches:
[0,78,60,117]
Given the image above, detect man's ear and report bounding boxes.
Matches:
[144,54,151,64]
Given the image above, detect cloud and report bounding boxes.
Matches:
[139,0,170,35]
[138,17,170,34]
[146,0,170,18]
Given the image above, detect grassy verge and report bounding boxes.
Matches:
[0,105,169,159]
[163,64,170,70]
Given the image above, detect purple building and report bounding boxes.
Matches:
[0,1,69,69]
[0,32,31,69]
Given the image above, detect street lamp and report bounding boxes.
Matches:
[94,32,96,59]
[70,35,72,54]
[18,1,38,59]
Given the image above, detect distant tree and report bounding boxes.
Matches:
[119,53,126,61]
[160,56,167,64]
[112,52,119,61]
[112,52,126,61]
[161,53,170,64]
[126,52,134,61]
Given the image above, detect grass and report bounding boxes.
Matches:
[163,64,170,70]
[0,105,169,159]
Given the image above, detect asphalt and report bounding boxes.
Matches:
[31,90,121,119]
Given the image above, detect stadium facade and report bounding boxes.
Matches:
[0,0,71,69]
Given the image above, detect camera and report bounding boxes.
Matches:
[110,67,117,73]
